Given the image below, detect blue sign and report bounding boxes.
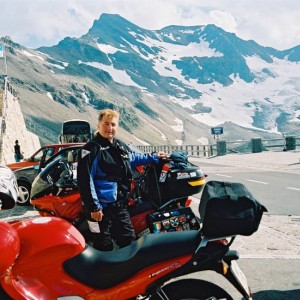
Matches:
[0,45,3,58]
[211,127,223,135]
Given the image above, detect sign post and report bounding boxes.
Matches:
[211,126,223,140]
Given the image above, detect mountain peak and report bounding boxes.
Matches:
[88,13,141,38]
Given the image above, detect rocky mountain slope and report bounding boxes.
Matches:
[1,13,299,146]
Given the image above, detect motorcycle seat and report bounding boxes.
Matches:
[63,230,201,289]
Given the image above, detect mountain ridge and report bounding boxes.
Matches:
[1,13,299,146]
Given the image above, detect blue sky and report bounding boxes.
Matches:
[0,0,299,50]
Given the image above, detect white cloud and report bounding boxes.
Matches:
[0,0,299,50]
[209,10,238,34]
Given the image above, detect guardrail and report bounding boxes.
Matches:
[136,136,300,157]
[136,144,213,157]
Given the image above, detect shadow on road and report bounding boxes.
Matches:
[0,205,37,220]
[252,289,300,299]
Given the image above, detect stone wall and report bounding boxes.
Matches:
[0,82,40,164]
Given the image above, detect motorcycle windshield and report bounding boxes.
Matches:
[31,157,66,200]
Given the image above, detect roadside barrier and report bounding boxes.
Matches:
[136,136,300,157]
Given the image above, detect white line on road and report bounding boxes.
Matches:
[215,174,232,178]
[239,254,300,259]
[246,179,269,185]
[286,187,300,191]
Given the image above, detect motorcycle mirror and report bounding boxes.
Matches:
[67,151,74,163]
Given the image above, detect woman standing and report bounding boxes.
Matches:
[14,140,22,162]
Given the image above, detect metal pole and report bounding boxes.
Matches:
[2,45,8,109]
[3,46,8,76]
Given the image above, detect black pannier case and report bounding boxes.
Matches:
[139,151,205,207]
[147,207,200,233]
[162,164,204,200]
[199,180,267,237]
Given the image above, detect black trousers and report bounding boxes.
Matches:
[85,202,136,251]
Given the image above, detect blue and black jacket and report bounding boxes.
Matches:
[77,133,160,212]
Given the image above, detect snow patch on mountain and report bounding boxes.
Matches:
[171,118,184,132]
[82,93,90,103]
[46,92,53,100]
[48,62,65,70]
[96,43,127,55]
[83,61,141,88]
[141,117,167,141]
[197,137,209,145]
[175,139,183,145]
[166,55,300,134]
[130,135,149,145]
[141,36,222,78]
[20,49,44,61]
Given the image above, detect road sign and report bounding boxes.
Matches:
[211,127,223,135]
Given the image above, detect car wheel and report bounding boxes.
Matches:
[17,180,31,206]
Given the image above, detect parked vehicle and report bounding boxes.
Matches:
[6,143,82,171]
[30,148,206,238]
[59,119,93,143]
[7,143,83,206]
[10,143,142,207]
[0,170,266,299]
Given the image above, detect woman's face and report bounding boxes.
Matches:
[98,115,119,142]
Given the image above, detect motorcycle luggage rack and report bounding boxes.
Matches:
[197,235,236,251]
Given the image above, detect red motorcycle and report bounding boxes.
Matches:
[0,164,264,299]
[29,151,206,238]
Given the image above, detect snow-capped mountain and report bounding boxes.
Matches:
[1,13,299,145]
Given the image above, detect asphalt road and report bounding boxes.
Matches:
[194,162,300,215]
[189,152,300,299]
[189,196,300,299]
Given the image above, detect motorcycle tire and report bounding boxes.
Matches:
[151,279,234,300]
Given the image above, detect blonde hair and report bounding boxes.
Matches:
[98,109,120,121]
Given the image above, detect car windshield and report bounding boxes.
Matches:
[32,149,45,162]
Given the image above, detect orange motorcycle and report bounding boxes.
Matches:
[1,204,253,300]
[0,164,266,299]
[30,151,206,238]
